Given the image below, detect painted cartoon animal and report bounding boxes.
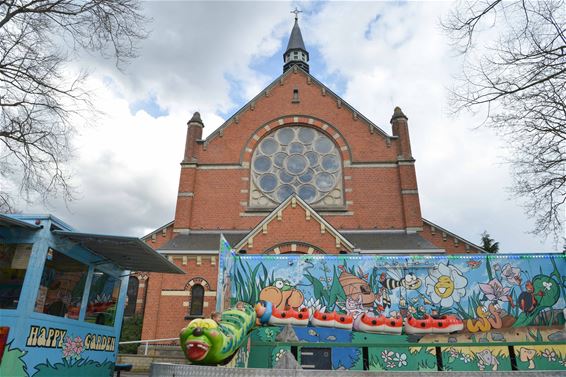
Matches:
[466,306,491,333]
[336,295,365,318]
[259,279,304,310]
[338,268,376,307]
[380,272,422,290]
[476,349,500,371]
[179,303,256,365]
[486,303,503,329]
[467,260,481,269]
[518,280,543,314]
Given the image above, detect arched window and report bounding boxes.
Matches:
[189,284,204,316]
[124,276,139,317]
[250,126,344,208]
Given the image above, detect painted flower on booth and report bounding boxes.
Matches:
[479,279,511,306]
[501,264,522,285]
[425,263,468,307]
[62,335,83,361]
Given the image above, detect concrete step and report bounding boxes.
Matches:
[117,354,187,373]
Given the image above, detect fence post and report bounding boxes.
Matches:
[144,341,149,356]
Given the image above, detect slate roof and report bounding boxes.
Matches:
[159,233,247,252]
[342,232,442,253]
[286,19,307,52]
[159,230,442,254]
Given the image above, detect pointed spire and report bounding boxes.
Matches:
[283,8,309,73]
[188,111,203,126]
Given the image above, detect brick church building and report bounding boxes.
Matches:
[134,16,484,340]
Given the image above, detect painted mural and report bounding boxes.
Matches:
[231,254,566,332]
[0,326,116,377]
[228,253,565,371]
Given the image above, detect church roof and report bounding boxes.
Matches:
[157,230,442,254]
[204,66,392,144]
[285,19,307,53]
[342,232,442,254]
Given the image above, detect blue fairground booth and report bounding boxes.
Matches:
[0,214,183,377]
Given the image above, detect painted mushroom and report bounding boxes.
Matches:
[519,348,536,369]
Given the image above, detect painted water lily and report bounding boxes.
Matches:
[479,279,511,305]
[501,264,522,285]
[300,297,326,313]
[425,263,468,307]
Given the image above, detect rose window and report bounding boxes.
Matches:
[249,126,343,207]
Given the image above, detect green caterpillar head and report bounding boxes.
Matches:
[180,319,222,363]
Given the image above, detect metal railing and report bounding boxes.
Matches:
[119,337,179,356]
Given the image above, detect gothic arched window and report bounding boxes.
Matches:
[189,284,204,316]
[124,276,139,317]
[250,126,343,208]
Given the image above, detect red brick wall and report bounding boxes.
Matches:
[141,255,219,340]
[421,221,483,254]
[243,202,350,254]
[174,69,422,233]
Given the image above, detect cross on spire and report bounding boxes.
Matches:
[291,7,302,21]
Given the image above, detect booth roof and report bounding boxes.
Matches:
[0,214,41,229]
[53,230,185,274]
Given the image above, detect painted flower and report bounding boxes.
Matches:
[393,353,407,367]
[63,336,75,360]
[72,336,83,358]
[300,297,326,314]
[460,354,472,363]
[381,350,394,362]
[425,263,468,307]
[448,347,458,358]
[387,362,396,369]
[479,279,511,305]
[542,349,557,362]
[501,264,522,285]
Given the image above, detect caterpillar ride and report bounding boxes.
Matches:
[179,303,256,365]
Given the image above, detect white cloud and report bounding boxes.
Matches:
[17,1,558,252]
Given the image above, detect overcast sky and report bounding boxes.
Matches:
[19,1,560,252]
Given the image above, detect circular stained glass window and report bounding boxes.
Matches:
[298,185,317,203]
[260,138,278,155]
[259,174,277,192]
[251,126,343,207]
[286,155,308,175]
[253,155,271,173]
[276,128,294,144]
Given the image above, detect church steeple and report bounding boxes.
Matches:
[283,9,309,73]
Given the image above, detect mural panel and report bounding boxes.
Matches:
[440,346,512,371]
[231,254,566,334]
[515,345,566,370]
[367,346,436,371]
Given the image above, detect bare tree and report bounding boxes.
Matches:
[442,0,566,243]
[0,0,148,212]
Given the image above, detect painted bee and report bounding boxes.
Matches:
[380,272,422,290]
